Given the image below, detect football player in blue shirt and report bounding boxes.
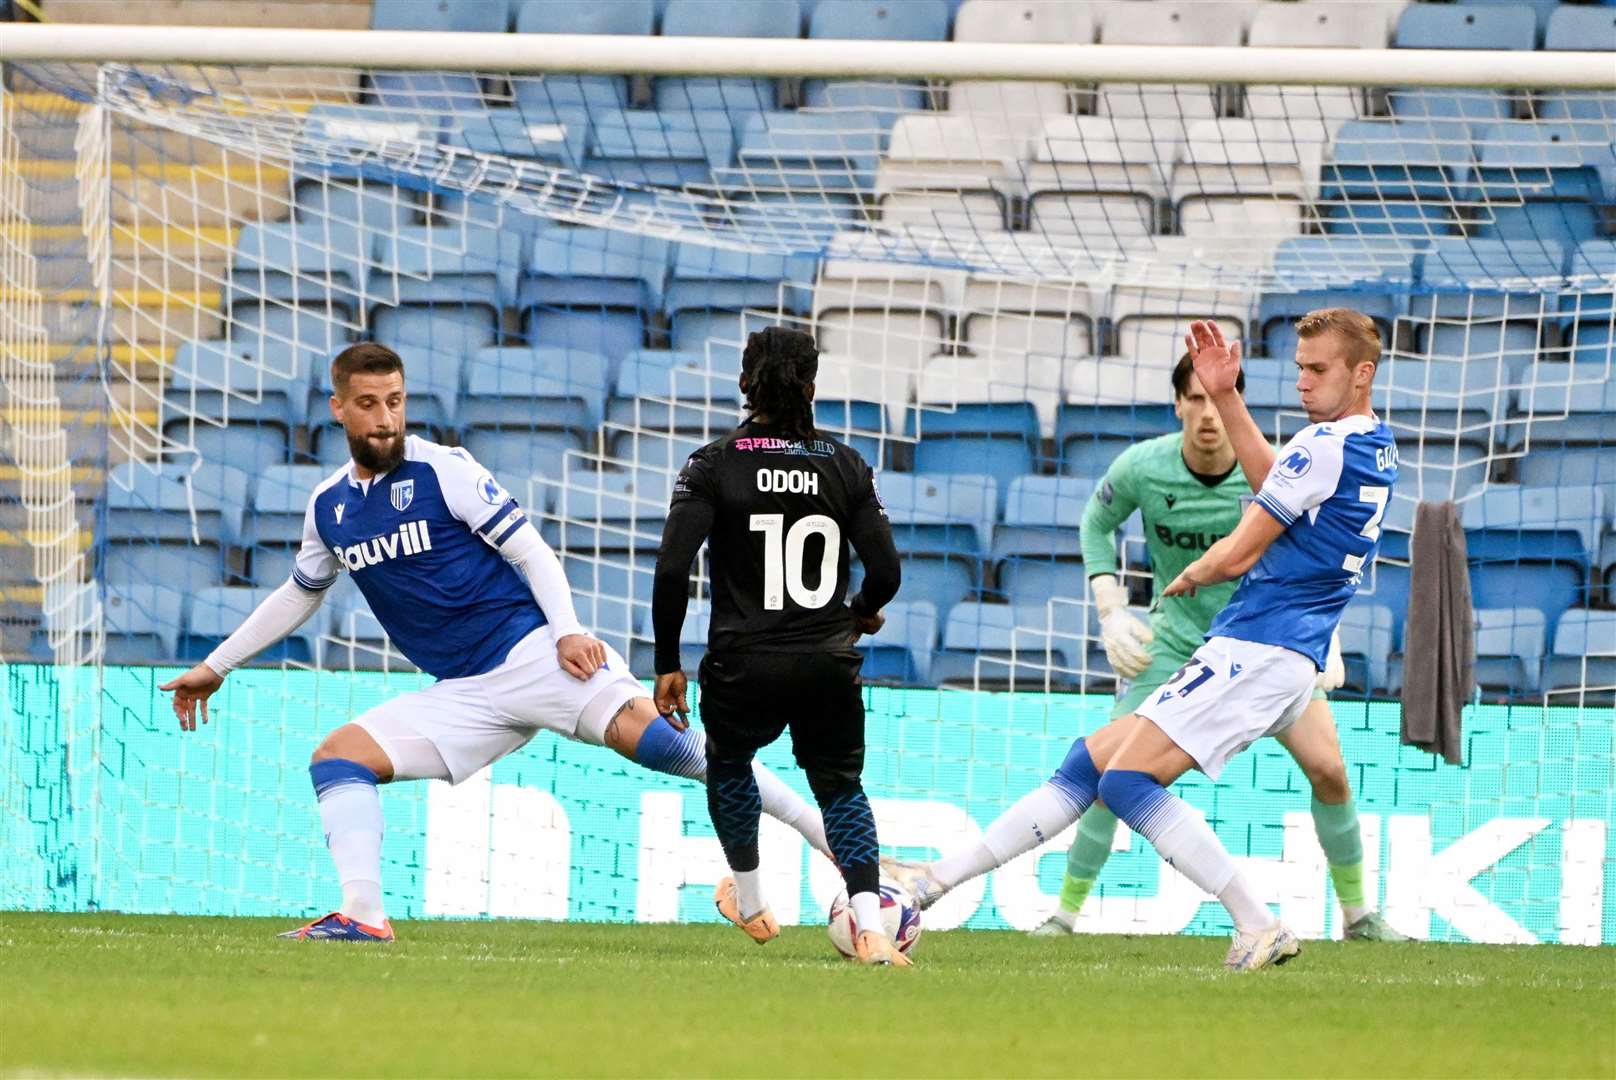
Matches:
[889,309,1398,970]
[161,343,833,940]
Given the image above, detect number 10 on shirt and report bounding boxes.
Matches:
[750,513,841,610]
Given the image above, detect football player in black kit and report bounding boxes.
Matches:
[651,326,908,966]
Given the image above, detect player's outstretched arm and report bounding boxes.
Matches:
[1163,503,1286,597]
[158,579,326,731]
[1185,320,1275,491]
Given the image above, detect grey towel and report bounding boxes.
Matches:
[1401,500,1473,765]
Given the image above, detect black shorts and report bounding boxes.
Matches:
[697,650,866,779]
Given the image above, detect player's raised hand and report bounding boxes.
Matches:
[556,633,607,681]
[1184,320,1243,397]
[159,663,225,732]
[654,670,689,730]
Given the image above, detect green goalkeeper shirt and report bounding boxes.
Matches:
[1079,432,1251,659]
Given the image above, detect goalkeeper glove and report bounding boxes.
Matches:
[1316,629,1345,693]
[1093,574,1154,679]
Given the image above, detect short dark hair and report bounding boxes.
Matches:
[331,342,404,396]
[741,326,818,441]
[1172,351,1243,399]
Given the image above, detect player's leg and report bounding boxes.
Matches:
[888,718,1129,911]
[1274,695,1406,941]
[1037,651,1187,934]
[587,692,832,858]
[787,651,907,966]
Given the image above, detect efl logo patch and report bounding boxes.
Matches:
[478,474,506,506]
[390,478,414,512]
[1279,447,1312,478]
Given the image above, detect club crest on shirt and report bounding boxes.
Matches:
[390,478,414,512]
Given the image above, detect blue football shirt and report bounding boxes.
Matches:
[293,436,543,680]
[1209,413,1399,669]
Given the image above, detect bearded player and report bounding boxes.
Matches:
[889,310,1399,970]
[1030,351,1403,943]
[161,342,834,941]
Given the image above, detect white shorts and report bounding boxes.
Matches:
[352,625,649,785]
[1134,635,1316,781]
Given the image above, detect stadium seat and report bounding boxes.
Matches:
[374,223,526,318]
[947,0,1089,141]
[166,339,313,429]
[1375,352,1511,461]
[1056,359,1179,477]
[875,115,1020,234]
[859,599,939,684]
[105,463,247,549]
[513,0,655,111]
[1462,485,1603,630]
[464,347,612,438]
[371,304,498,358]
[451,107,591,173]
[1109,241,1257,368]
[367,1,502,111]
[1244,2,1383,121]
[879,473,995,607]
[961,274,1098,372]
[1171,119,1325,239]
[461,429,593,490]
[992,475,1092,605]
[228,221,368,310]
[1257,237,1418,358]
[1024,116,1169,248]
[911,357,1043,483]
[664,242,815,361]
[294,177,421,237]
[812,353,907,467]
[812,256,958,373]
[1320,120,1473,239]
[723,111,884,202]
[1460,0,1560,45]
[550,466,672,556]
[1390,4,1533,123]
[606,348,745,437]
[655,0,800,120]
[1538,8,1616,129]
[244,463,332,584]
[1337,600,1396,695]
[563,551,656,607]
[928,601,1081,689]
[802,0,950,119]
[519,228,669,356]
[102,584,186,663]
[583,108,735,186]
[1471,607,1546,697]
[1510,364,1616,506]
[1469,123,1611,251]
[1411,237,1563,384]
[1094,3,1236,128]
[297,106,447,184]
[183,586,318,664]
[1544,609,1616,705]
[230,302,353,362]
[1562,241,1616,367]
[326,603,419,673]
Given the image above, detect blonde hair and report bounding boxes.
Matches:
[1293,308,1381,370]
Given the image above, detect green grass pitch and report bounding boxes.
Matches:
[2,913,1611,1078]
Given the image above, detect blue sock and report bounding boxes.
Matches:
[309,758,379,797]
[1048,737,1101,815]
[706,759,762,872]
[820,786,879,897]
[634,716,705,780]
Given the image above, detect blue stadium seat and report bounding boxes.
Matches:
[1055,376,1178,479]
[992,476,1092,605]
[368,0,505,110]
[1412,237,1562,382]
[1460,0,1560,45]
[371,305,499,358]
[928,601,1081,689]
[105,463,246,548]
[1510,364,1616,507]
[167,339,312,428]
[859,599,938,684]
[1375,354,1511,468]
[802,0,949,118]
[460,429,593,489]
[1258,237,1420,358]
[1391,5,1534,123]
[245,463,332,586]
[513,0,655,111]
[1338,601,1396,695]
[183,586,318,664]
[375,224,527,312]
[230,302,353,361]
[604,350,745,466]
[298,107,447,184]
[229,221,368,309]
[908,400,1039,486]
[464,347,612,437]
[1238,357,1313,442]
[102,584,186,662]
[1546,5,1616,51]
[162,422,290,476]
[877,472,995,556]
[1321,121,1473,239]
[655,0,800,120]
[294,177,421,236]
[584,109,735,186]
[564,551,656,606]
[452,107,591,172]
[1472,607,1546,696]
[550,467,671,555]
[1470,124,1611,250]
[1544,609,1616,704]
[519,229,669,355]
[1463,485,1603,629]
[664,242,815,362]
[723,112,884,201]
[326,603,420,673]
[1562,240,1616,366]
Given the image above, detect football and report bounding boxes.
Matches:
[826,876,922,959]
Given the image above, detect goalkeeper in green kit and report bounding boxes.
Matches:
[1031,353,1405,942]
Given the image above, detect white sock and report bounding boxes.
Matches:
[934,782,1083,889]
[734,868,766,920]
[850,890,884,936]
[1147,813,1275,933]
[1218,874,1278,934]
[317,781,386,926]
[1049,906,1077,930]
[752,762,832,858]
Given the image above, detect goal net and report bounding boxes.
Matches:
[2,32,1611,945]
